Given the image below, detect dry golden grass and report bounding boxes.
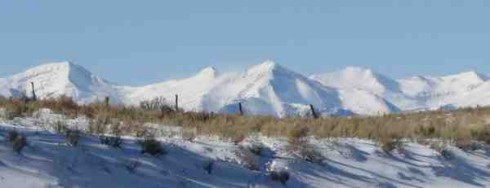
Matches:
[1,96,490,143]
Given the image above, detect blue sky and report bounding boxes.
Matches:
[1,0,490,85]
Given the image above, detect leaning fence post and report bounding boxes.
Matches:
[238,102,244,115]
[31,82,37,101]
[309,104,318,119]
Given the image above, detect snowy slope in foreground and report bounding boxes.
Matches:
[1,116,490,187]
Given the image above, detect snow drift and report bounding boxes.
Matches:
[1,114,490,188]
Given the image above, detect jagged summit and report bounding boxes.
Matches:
[398,70,490,103]
[341,66,375,75]
[201,61,400,117]
[1,61,116,103]
[441,71,489,82]
[26,61,74,69]
[14,61,98,83]
[246,61,291,75]
[195,66,218,79]
[310,66,400,94]
[19,61,72,77]
[249,60,277,70]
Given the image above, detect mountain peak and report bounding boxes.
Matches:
[342,66,374,74]
[3,61,110,100]
[444,71,489,82]
[20,61,95,78]
[195,66,218,79]
[311,66,400,94]
[260,60,277,68]
[338,66,383,79]
[310,66,378,84]
[246,60,290,75]
[23,61,72,74]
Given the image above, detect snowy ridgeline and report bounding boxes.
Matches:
[3,61,490,118]
[0,110,490,187]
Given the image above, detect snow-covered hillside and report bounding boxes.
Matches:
[202,61,372,117]
[397,71,490,110]
[122,61,398,117]
[0,62,125,104]
[310,66,401,95]
[1,113,490,187]
[1,61,490,116]
[122,67,219,112]
[311,67,490,112]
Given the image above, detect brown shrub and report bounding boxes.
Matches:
[100,135,123,148]
[7,131,27,153]
[2,96,490,145]
[379,137,403,153]
[236,147,260,171]
[246,143,264,156]
[7,130,19,142]
[300,146,324,163]
[12,135,27,153]
[140,137,166,156]
[269,170,290,185]
[287,125,308,145]
[39,96,79,117]
[203,160,214,174]
[66,130,81,147]
[181,128,197,142]
[139,97,175,117]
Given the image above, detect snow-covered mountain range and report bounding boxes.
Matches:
[1,61,488,117]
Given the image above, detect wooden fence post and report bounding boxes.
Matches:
[31,82,37,101]
[309,104,318,119]
[175,94,179,111]
[104,96,110,107]
[238,102,244,115]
